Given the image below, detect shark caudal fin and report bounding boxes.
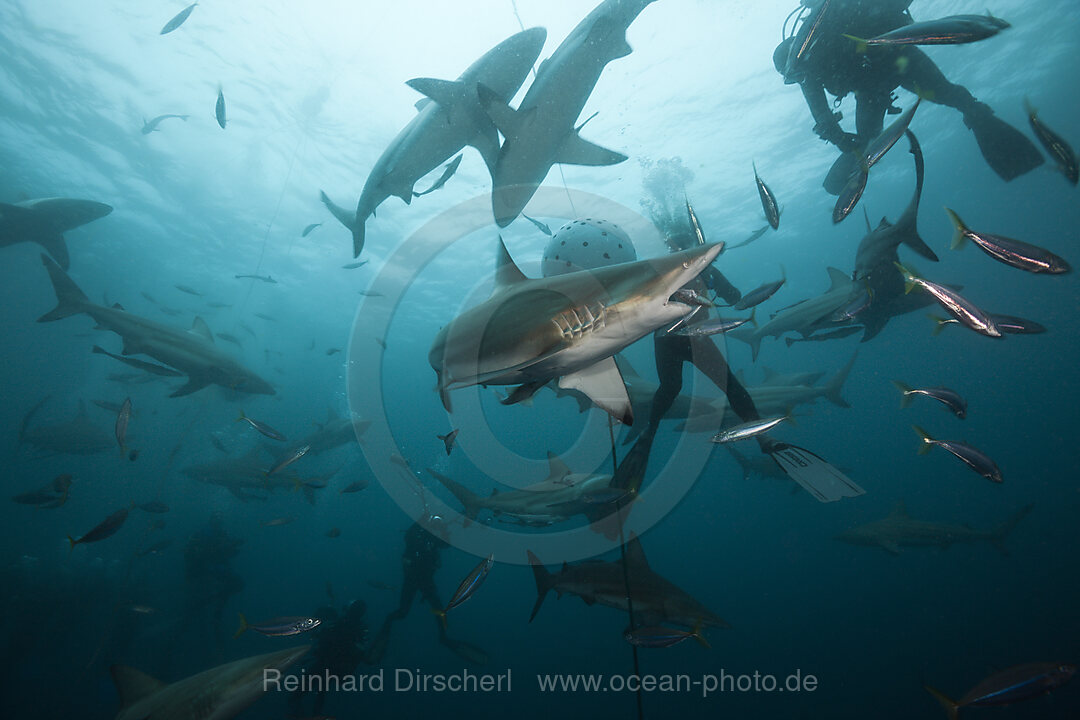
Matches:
[988,503,1033,556]
[319,190,365,257]
[729,326,763,362]
[527,551,555,622]
[824,351,857,407]
[923,685,960,720]
[37,254,89,322]
[110,664,167,713]
[427,469,481,522]
[893,381,914,408]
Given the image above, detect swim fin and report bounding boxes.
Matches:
[823,151,859,195]
[766,442,865,502]
[963,103,1044,181]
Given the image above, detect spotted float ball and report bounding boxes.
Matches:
[540,218,637,278]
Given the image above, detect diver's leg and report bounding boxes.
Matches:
[896,48,976,111]
[687,337,761,423]
[853,90,888,142]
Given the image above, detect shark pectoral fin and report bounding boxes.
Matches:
[37,233,71,270]
[904,234,939,262]
[623,533,650,570]
[405,77,468,109]
[470,125,501,178]
[545,451,572,484]
[110,665,167,710]
[190,316,214,342]
[557,356,632,425]
[476,83,525,139]
[880,541,902,555]
[170,376,211,398]
[554,132,627,167]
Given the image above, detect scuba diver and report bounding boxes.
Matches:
[774,0,1042,193]
[541,216,861,504]
[289,598,371,718]
[366,518,488,666]
[180,513,245,658]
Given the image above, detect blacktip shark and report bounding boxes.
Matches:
[528,534,728,629]
[0,197,112,269]
[478,0,657,227]
[321,27,546,258]
[111,645,308,720]
[19,399,113,456]
[37,255,274,398]
[836,502,1032,555]
[429,452,620,527]
[429,238,723,425]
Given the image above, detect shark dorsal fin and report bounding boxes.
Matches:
[110,665,166,709]
[190,316,213,342]
[761,367,779,383]
[624,533,650,571]
[545,451,572,483]
[889,500,909,518]
[494,237,527,289]
[825,266,850,292]
[877,217,890,229]
[112,302,125,311]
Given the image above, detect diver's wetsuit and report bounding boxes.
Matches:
[289,601,370,716]
[367,522,487,666]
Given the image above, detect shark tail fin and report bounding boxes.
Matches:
[527,551,554,623]
[923,685,960,720]
[912,425,934,455]
[37,254,89,322]
[427,469,480,522]
[824,351,857,407]
[945,207,969,250]
[989,503,1033,556]
[893,381,914,408]
[233,612,249,638]
[110,665,167,711]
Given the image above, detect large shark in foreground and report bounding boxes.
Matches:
[429,238,723,424]
[37,255,274,397]
[528,534,727,629]
[479,0,657,227]
[322,27,546,257]
[111,645,308,720]
[836,502,1032,555]
[0,197,112,269]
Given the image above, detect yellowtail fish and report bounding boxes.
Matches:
[913,425,1002,483]
[926,662,1076,720]
[625,621,710,649]
[929,312,1045,336]
[752,162,780,230]
[1025,97,1077,185]
[234,612,320,638]
[68,506,131,550]
[893,382,966,418]
[897,263,1001,337]
[711,415,789,444]
[159,3,197,35]
[115,397,132,455]
[946,208,1070,274]
[215,86,226,129]
[845,13,1010,52]
[237,410,286,441]
[433,553,494,627]
[266,445,309,475]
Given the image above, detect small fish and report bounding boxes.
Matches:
[845,13,1010,51]
[784,326,862,346]
[341,261,368,270]
[237,410,286,441]
[93,399,124,413]
[93,345,182,377]
[913,425,1002,482]
[141,114,189,134]
[685,198,706,246]
[340,481,368,494]
[216,333,243,347]
[930,313,1045,336]
[254,313,277,322]
[240,322,257,337]
[326,348,341,356]
[1026,98,1077,185]
[733,275,785,311]
[432,553,495,627]
[261,517,294,527]
[625,622,710,649]
[175,284,202,296]
[359,291,384,298]
[267,445,310,475]
[676,314,754,337]
[437,429,459,456]
[302,222,322,238]
[140,292,158,304]
[947,208,1069,274]
[215,86,226,129]
[833,161,868,224]
[209,434,229,454]
[833,101,920,224]
[234,613,320,638]
[136,501,170,513]
[897,263,1000,338]
[129,604,157,614]
[671,288,714,307]
[115,397,132,455]
[711,415,789,444]
[326,527,341,538]
[159,2,198,35]
[414,154,462,197]
[725,224,770,251]
[522,214,552,236]
[893,382,966,418]
[926,662,1076,719]
[752,162,780,230]
[68,506,131,550]
[235,274,278,283]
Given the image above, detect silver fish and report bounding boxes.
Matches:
[947,208,1070,274]
[711,415,789,444]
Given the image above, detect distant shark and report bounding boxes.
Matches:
[283,407,370,457]
[19,399,112,456]
[478,0,657,227]
[528,534,728,629]
[836,502,1032,555]
[111,645,308,720]
[428,452,617,527]
[0,197,112,269]
[37,255,274,397]
[321,27,546,257]
[429,238,723,424]
[183,446,298,500]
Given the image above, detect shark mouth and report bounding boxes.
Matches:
[551,301,608,341]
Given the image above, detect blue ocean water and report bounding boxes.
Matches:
[1,1,1078,718]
